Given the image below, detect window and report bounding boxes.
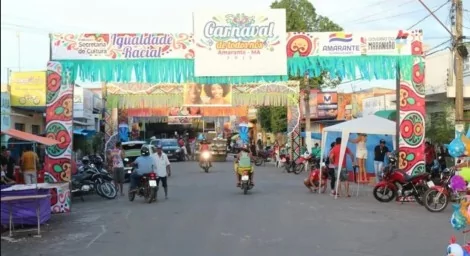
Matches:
[31,125,40,135]
[14,123,25,131]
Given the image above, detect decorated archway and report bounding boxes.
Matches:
[44,17,425,190]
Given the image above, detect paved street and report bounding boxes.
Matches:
[2,160,454,256]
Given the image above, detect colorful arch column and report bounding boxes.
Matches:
[44,61,74,213]
[398,30,426,175]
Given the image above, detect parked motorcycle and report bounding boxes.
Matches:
[422,167,462,212]
[128,170,158,204]
[373,151,430,204]
[200,151,211,173]
[293,153,318,175]
[72,161,117,201]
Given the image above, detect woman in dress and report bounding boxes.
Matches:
[349,133,368,183]
[204,84,230,105]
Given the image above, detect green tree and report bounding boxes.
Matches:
[257,0,343,134]
[426,103,455,145]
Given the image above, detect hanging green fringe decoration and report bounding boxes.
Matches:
[107,94,183,108]
[288,55,413,80]
[58,59,287,84]
[58,55,413,84]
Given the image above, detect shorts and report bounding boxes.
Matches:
[157,176,168,187]
[23,171,37,184]
[339,168,348,182]
[356,149,368,159]
[113,167,125,183]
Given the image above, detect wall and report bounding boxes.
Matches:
[10,108,45,134]
[1,91,11,144]
[73,86,96,130]
[425,50,450,96]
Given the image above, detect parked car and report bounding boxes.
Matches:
[122,140,147,182]
[150,138,183,161]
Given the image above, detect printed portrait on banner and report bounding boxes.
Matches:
[183,83,232,107]
[168,106,202,117]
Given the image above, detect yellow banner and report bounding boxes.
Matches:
[10,71,46,107]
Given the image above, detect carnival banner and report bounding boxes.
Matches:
[193,10,287,76]
[183,83,232,106]
[50,33,195,60]
[9,71,46,107]
[286,30,413,57]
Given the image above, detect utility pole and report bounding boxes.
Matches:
[304,71,311,133]
[453,0,464,124]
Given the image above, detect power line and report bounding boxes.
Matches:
[425,39,452,56]
[407,0,450,30]
[338,0,415,24]
[354,7,439,25]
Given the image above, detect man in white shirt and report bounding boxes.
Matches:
[155,145,171,199]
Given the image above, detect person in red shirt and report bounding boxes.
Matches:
[329,137,355,197]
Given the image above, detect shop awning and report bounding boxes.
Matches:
[374,110,397,121]
[0,129,60,146]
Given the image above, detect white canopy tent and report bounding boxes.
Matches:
[318,115,397,198]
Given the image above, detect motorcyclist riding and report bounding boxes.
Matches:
[199,139,212,167]
[129,146,156,192]
[235,144,254,187]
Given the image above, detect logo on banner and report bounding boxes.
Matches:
[286,33,319,57]
[199,14,279,58]
[328,33,353,43]
[322,33,359,55]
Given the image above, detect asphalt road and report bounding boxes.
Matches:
[1,160,455,256]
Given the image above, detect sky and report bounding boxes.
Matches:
[1,0,469,92]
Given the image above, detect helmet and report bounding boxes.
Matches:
[82,156,90,165]
[141,146,150,156]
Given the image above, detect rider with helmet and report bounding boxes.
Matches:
[199,139,212,167]
[129,146,157,192]
[235,144,254,187]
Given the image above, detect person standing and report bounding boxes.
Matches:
[373,139,390,184]
[329,137,355,197]
[3,150,16,180]
[349,133,368,183]
[325,142,336,196]
[111,142,125,196]
[155,145,171,199]
[20,146,39,184]
[425,141,436,174]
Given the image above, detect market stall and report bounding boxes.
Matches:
[0,129,70,213]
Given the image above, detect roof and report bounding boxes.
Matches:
[0,129,60,146]
[323,115,396,135]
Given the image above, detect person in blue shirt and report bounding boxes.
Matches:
[129,146,156,192]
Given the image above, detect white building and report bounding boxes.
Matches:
[425,48,470,118]
[74,85,100,136]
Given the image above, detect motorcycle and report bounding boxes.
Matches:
[234,155,253,195]
[373,151,430,204]
[200,151,211,173]
[71,164,117,201]
[293,153,316,175]
[254,148,275,166]
[240,168,253,195]
[422,167,463,212]
[128,170,158,204]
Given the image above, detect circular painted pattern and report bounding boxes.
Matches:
[45,122,71,157]
[286,35,313,57]
[47,71,61,104]
[411,62,425,95]
[400,112,425,147]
